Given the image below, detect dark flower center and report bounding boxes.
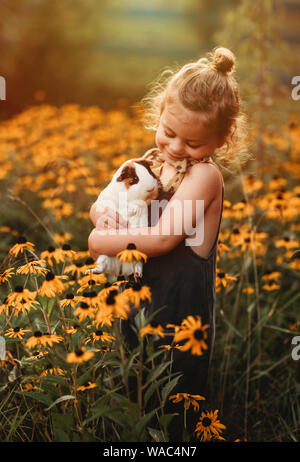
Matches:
[62,244,71,251]
[66,293,74,299]
[14,285,24,293]
[34,331,43,338]
[88,280,96,286]
[95,330,103,336]
[194,329,204,340]
[202,417,212,427]
[45,272,55,281]
[17,236,27,244]
[75,349,84,357]
[13,327,20,333]
[132,282,142,291]
[47,246,55,253]
[85,257,94,265]
[127,243,136,250]
[79,302,89,309]
[106,294,116,305]
[75,261,83,268]
[232,228,240,234]
[218,272,225,278]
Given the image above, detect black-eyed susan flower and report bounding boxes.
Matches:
[139,323,165,338]
[77,381,97,391]
[62,324,80,335]
[6,286,37,306]
[99,290,130,320]
[243,174,263,194]
[16,258,47,276]
[40,246,65,266]
[74,301,95,322]
[174,316,209,356]
[0,267,15,284]
[25,331,47,349]
[0,298,9,316]
[22,383,38,391]
[77,290,101,310]
[195,409,226,441]
[216,270,238,291]
[116,243,147,263]
[40,364,65,376]
[53,232,73,245]
[94,305,115,328]
[84,329,115,345]
[24,351,48,361]
[60,243,77,260]
[13,299,38,316]
[169,393,205,412]
[59,292,78,309]
[64,260,87,278]
[66,347,94,364]
[39,271,67,297]
[5,327,30,339]
[9,236,35,257]
[262,280,280,291]
[42,333,64,347]
[275,237,299,250]
[77,273,107,292]
[242,287,255,294]
[123,282,152,308]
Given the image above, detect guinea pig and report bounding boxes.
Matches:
[88,158,162,278]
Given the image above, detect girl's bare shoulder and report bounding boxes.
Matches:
[186,161,223,191]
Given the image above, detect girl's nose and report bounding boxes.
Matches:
[169,138,184,155]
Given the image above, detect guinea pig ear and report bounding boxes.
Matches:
[116,166,130,182]
[135,159,157,180]
[116,164,139,188]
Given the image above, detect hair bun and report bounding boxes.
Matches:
[212,47,235,75]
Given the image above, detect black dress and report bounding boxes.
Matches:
[121,166,224,441]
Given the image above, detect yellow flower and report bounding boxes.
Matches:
[195,409,226,441]
[173,316,209,356]
[116,243,147,263]
[16,259,47,276]
[169,393,205,412]
[123,282,152,307]
[66,348,94,364]
[0,267,15,284]
[84,329,115,345]
[39,272,67,297]
[6,286,37,306]
[139,323,165,338]
[5,327,30,339]
[74,302,96,322]
[9,236,35,257]
[77,381,97,391]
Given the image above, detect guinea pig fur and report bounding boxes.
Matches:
[89,159,162,278]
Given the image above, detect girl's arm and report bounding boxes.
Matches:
[88,162,221,260]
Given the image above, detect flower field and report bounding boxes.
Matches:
[0,104,299,442]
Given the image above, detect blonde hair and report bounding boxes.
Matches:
[140,47,251,171]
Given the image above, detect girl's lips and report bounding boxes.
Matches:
[166,151,183,161]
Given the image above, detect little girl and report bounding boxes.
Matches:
[89,47,247,440]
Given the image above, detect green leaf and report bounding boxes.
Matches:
[45,395,75,411]
[159,413,179,432]
[161,373,182,405]
[135,407,160,436]
[15,391,52,407]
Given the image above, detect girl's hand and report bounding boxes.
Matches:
[95,206,128,230]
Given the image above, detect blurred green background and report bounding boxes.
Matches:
[0,0,299,123]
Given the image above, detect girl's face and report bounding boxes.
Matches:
[155,100,223,164]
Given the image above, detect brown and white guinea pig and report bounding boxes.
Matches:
[88,158,162,278]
